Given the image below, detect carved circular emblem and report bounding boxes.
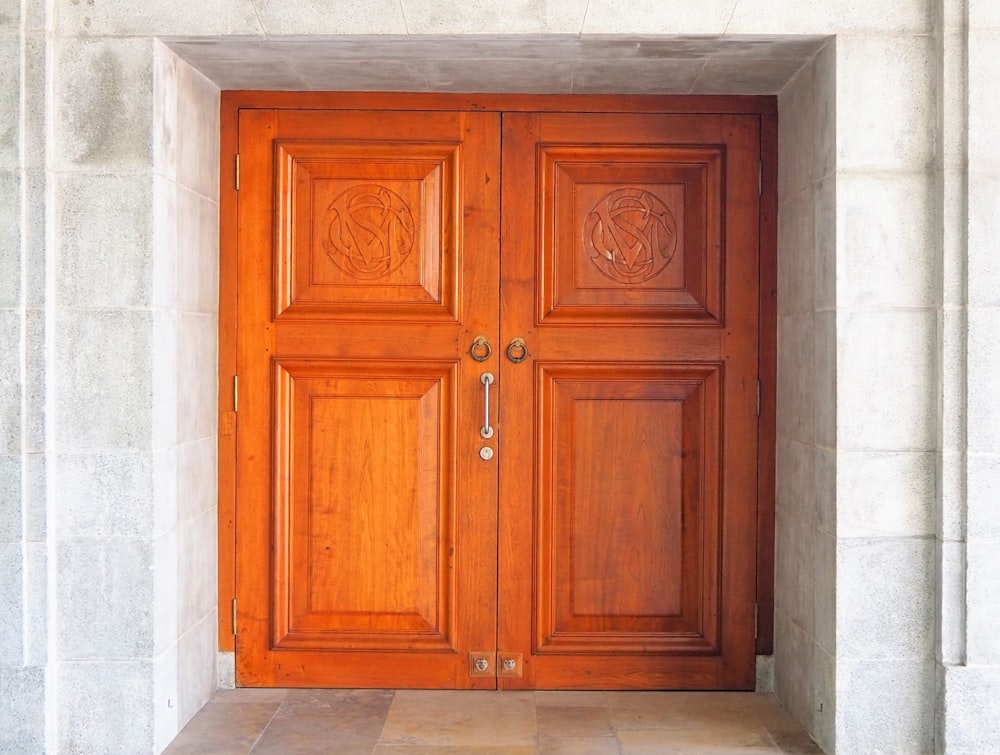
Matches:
[583,188,678,284]
[324,184,415,280]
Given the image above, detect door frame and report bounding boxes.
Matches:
[216,91,778,665]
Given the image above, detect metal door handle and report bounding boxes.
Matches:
[480,372,495,439]
[506,337,528,363]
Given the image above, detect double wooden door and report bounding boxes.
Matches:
[234,101,761,690]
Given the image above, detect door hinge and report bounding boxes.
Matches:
[756,379,761,417]
[758,159,763,196]
[754,603,759,639]
[235,153,240,191]
[233,375,238,412]
[231,598,237,635]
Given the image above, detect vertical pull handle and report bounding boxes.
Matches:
[480,372,495,439]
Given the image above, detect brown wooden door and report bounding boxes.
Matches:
[234,108,502,687]
[497,113,760,689]
[233,101,760,690]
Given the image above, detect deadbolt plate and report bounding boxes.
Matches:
[498,652,523,677]
[469,651,494,677]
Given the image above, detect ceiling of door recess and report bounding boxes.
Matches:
[162,34,828,93]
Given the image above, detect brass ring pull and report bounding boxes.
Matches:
[470,335,492,362]
[506,337,528,363]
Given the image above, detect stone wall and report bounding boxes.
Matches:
[0,0,996,752]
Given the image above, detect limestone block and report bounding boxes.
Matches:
[175,61,220,199]
[836,172,936,309]
[152,309,178,453]
[217,650,235,689]
[22,451,45,540]
[811,646,835,752]
[968,454,1000,539]
[966,540,1000,664]
[177,437,217,526]
[21,34,45,171]
[812,177,835,314]
[56,173,153,309]
[56,0,261,36]
[292,57,433,92]
[0,541,23,662]
[814,447,836,535]
[0,1,18,30]
[22,170,45,310]
[969,31,1000,170]
[777,191,816,317]
[0,453,19,540]
[54,37,153,170]
[0,34,17,170]
[811,41,836,183]
[836,451,935,538]
[421,58,577,93]
[0,171,19,309]
[837,310,935,452]
[22,542,45,666]
[153,177,178,311]
[938,540,967,666]
[153,44,178,182]
[153,448,178,538]
[55,452,155,538]
[177,611,218,724]
[24,308,45,454]
[176,313,218,445]
[969,0,1000,28]
[727,0,932,34]
[836,538,934,660]
[58,660,154,754]
[813,530,836,655]
[777,63,815,198]
[571,59,698,95]
[55,309,153,452]
[968,308,1000,452]
[177,508,218,632]
[153,528,178,655]
[406,0,585,34]
[695,58,806,95]
[186,58,307,91]
[0,666,45,754]
[776,314,815,445]
[968,172,1000,308]
[176,188,220,315]
[0,308,19,456]
[813,310,836,450]
[943,170,968,308]
[256,0,405,34]
[940,665,1000,754]
[57,538,155,659]
[836,34,935,171]
[773,613,815,732]
[836,659,934,753]
[153,641,179,754]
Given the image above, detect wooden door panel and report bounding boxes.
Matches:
[273,359,458,651]
[499,111,760,690]
[536,363,721,656]
[236,108,501,688]
[539,145,723,324]
[276,140,460,320]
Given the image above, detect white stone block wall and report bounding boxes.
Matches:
[0,0,996,752]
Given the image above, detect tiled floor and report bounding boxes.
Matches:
[163,689,823,754]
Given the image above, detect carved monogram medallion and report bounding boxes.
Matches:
[324,184,416,280]
[583,188,678,285]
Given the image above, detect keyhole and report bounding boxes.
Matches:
[474,658,489,672]
[502,658,517,672]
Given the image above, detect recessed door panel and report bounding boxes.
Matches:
[536,363,721,656]
[273,360,457,652]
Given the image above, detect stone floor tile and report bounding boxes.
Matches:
[771,730,824,754]
[210,688,291,704]
[163,702,279,754]
[533,690,608,707]
[536,705,615,738]
[538,736,622,754]
[616,726,781,753]
[251,690,393,753]
[374,747,536,754]
[380,690,536,747]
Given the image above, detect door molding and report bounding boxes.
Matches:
[217,91,778,663]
